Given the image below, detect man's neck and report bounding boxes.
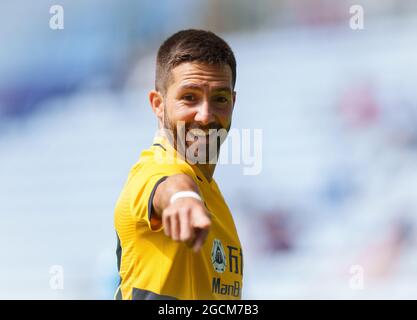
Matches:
[157,130,216,182]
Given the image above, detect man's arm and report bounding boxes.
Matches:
[152,174,211,252]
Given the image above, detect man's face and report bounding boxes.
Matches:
[162,62,235,163]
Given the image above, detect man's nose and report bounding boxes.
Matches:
[194,100,215,125]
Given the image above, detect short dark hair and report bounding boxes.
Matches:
[155,29,236,95]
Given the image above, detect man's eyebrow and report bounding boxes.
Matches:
[178,85,232,93]
[212,87,232,94]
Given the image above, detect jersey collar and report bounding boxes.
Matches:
[152,133,214,185]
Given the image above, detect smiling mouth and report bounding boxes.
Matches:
[190,132,209,138]
[186,131,217,146]
[192,129,220,136]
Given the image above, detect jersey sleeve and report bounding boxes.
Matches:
[127,161,198,231]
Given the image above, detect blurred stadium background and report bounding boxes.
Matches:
[1,0,417,299]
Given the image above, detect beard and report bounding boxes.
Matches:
[163,111,230,164]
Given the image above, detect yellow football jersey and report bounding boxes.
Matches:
[114,135,243,300]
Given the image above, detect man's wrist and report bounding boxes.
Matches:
[170,191,202,204]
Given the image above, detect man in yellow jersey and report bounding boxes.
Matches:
[114,29,243,300]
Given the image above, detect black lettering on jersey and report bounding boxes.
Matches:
[227,246,240,274]
[212,277,241,297]
[239,248,243,275]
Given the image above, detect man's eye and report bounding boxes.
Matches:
[182,94,195,102]
[215,96,228,103]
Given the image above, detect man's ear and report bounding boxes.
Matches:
[149,90,164,122]
[232,91,236,110]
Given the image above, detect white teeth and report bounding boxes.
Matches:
[189,129,209,137]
